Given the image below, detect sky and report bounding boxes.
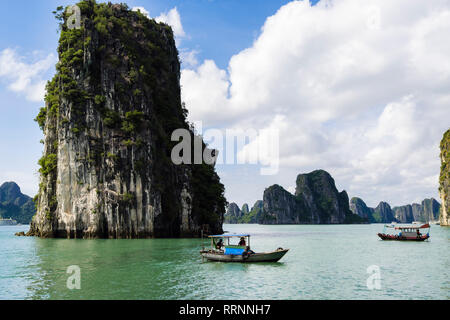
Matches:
[0,0,448,210]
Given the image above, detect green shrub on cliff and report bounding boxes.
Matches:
[103,110,121,128]
[38,154,58,176]
[121,111,146,133]
[35,108,47,131]
[94,95,106,105]
[191,163,227,227]
[122,192,135,205]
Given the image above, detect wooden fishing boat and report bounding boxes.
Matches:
[200,234,289,263]
[377,223,430,241]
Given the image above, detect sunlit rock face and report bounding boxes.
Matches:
[261,170,365,224]
[224,201,264,224]
[440,129,450,226]
[350,197,375,222]
[28,2,225,238]
[223,203,243,224]
[393,199,440,223]
[372,202,396,224]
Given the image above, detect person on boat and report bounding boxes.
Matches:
[216,239,224,250]
[239,237,246,246]
[242,246,255,259]
[244,246,254,254]
[416,229,421,238]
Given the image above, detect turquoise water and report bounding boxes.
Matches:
[0,224,448,300]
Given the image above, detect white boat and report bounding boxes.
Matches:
[200,234,289,263]
[0,218,18,226]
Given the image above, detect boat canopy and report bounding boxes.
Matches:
[208,234,250,238]
[385,223,430,230]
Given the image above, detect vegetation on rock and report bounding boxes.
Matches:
[30,1,226,238]
[439,128,450,226]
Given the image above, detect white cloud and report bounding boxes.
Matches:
[132,6,150,18]
[133,6,186,39]
[182,60,231,124]
[179,49,200,68]
[181,0,450,207]
[0,48,55,102]
[155,7,186,39]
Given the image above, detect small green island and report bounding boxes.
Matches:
[0,182,35,224]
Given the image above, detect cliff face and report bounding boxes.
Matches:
[0,182,28,207]
[350,199,396,223]
[421,198,440,222]
[243,200,264,223]
[261,170,365,224]
[392,205,414,223]
[223,202,261,224]
[223,203,243,224]
[349,197,374,222]
[0,182,36,224]
[261,185,309,224]
[295,170,362,224]
[373,202,396,223]
[350,196,440,223]
[439,129,450,226]
[393,198,440,223]
[28,2,226,238]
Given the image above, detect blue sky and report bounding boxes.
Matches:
[0,0,317,198]
[0,0,318,68]
[0,0,300,195]
[0,0,448,210]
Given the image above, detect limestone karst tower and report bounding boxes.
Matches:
[28,1,226,238]
[439,129,449,226]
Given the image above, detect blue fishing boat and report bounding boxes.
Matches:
[200,234,289,262]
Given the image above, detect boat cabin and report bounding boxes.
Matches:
[207,234,250,255]
[200,233,289,262]
[378,223,430,241]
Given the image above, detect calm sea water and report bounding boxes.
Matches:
[0,224,448,300]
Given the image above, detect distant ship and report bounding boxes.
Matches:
[0,218,18,226]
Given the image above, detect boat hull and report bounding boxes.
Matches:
[0,219,18,226]
[201,249,289,263]
[377,233,430,241]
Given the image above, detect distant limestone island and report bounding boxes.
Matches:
[225,170,441,225]
[350,197,440,224]
[226,170,367,225]
[0,182,35,224]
